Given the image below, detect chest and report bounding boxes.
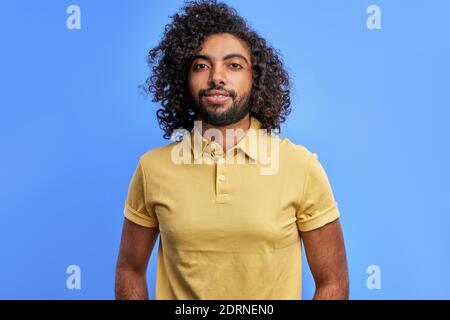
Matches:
[152,163,301,251]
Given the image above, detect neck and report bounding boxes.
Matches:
[198,113,251,152]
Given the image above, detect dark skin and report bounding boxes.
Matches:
[188,33,253,151]
[115,219,159,300]
[115,32,349,300]
[301,219,349,299]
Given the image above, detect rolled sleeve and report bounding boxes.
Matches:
[123,159,159,228]
[297,152,340,232]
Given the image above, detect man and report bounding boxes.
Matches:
[115,0,349,300]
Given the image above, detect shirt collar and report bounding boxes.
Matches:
[190,115,263,161]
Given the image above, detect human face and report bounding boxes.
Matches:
[188,33,253,126]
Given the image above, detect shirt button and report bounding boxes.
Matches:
[218,175,225,182]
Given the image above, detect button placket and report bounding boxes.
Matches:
[207,141,224,162]
[216,156,227,197]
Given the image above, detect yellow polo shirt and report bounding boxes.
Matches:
[123,115,340,299]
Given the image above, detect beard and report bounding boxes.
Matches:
[193,87,251,126]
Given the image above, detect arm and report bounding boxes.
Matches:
[300,218,349,300]
[115,217,159,300]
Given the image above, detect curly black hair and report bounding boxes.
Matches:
[142,0,291,139]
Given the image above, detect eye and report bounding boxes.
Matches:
[193,63,209,70]
[229,63,243,69]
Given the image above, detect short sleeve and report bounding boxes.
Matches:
[297,152,340,232]
[123,159,159,228]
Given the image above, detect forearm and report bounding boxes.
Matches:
[312,283,349,300]
[115,268,149,300]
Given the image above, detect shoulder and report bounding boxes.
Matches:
[278,137,316,164]
[137,138,183,169]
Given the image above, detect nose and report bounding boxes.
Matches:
[208,65,226,87]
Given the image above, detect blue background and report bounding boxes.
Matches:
[0,0,449,299]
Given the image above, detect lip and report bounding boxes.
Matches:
[205,89,229,97]
[203,95,231,105]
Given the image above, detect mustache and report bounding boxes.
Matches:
[198,86,237,100]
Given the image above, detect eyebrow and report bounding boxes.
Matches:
[192,53,250,66]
